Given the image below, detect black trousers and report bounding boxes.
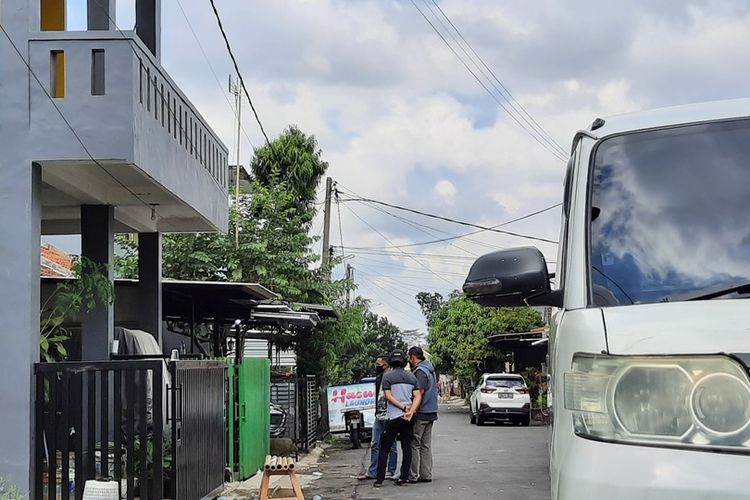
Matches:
[376,417,414,483]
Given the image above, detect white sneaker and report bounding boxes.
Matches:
[385,472,395,480]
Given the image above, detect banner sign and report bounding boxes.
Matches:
[326,382,376,433]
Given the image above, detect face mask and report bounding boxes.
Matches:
[376,365,385,374]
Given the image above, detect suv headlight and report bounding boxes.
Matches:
[565,354,750,451]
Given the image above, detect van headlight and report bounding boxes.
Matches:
[565,354,750,451]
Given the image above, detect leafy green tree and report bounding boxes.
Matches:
[423,294,542,384]
[41,257,114,362]
[250,125,328,203]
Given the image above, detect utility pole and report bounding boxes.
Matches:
[229,74,242,248]
[321,176,333,272]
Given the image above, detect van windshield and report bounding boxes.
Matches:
[589,119,750,306]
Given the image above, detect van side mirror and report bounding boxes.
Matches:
[463,247,561,307]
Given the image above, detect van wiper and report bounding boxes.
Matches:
[664,282,750,302]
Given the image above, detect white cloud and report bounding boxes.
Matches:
[433,180,457,205]
[147,0,750,332]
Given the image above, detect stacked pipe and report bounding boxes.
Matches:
[263,455,296,471]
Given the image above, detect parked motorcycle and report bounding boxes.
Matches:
[344,409,363,449]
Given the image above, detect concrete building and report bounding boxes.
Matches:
[0,0,228,490]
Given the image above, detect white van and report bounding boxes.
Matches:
[463,98,750,500]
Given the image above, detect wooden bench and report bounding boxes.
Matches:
[259,455,304,500]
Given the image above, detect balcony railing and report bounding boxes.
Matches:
[28,31,229,230]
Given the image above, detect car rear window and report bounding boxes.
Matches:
[486,377,524,388]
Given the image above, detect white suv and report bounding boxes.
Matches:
[469,373,531,426]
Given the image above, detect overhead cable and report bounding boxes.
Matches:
[340,196,559,244]
[424,0,567,156]
[0,22,175,228]
[409,0,568,162]
[174,0,257,152]
[342,204,462,288]
[209,0,277,157]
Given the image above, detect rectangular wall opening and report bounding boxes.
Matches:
[41,0,66,31]
[50,50,65,98]
[91,49,105,95]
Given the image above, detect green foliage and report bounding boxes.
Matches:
[251,125,329,203]
[522,367,548,408]
[114,235,139,279]
[296,297,407,385]
[423,294,543,384]
[0,478,23,499]
[40,257,114,362]
[157,126,350,305]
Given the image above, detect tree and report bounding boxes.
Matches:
[422,294,542,384]
[41,257,114,362]
[295,296,408,385]
[250,125,328,204]
[415,291,446,328]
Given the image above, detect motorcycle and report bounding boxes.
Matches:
[344,409,363,449]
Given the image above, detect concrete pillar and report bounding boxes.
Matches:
[87,0,115,30]
[0,162,41,494]
[80,205,115,361]
[135,0,161,60]
[138,232,162,345]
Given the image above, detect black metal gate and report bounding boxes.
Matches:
[34,360,166,500]
[298,375,318,452]
[169,360,226,500]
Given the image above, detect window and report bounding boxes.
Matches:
[50,50,65,98]
[486,377,525,388]
[41,0,65,31]
[91,49,105,95]
[589,119,750,306]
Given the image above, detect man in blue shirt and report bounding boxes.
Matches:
[374,349,421,488]
[407,346,438,483]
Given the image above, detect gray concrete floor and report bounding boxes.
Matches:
[302,404,551,500]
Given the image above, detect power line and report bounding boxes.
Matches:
[209,0,277,156]
[424,0,567,156]
[409,0,568,162]
[0,22,175,229]
[379,201,562,249]
[350,193,483,256]
[342,204,462,288]
[340,196,559,244]
[348,255,468,278]
[174,0,257,155]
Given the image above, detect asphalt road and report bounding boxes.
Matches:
[303,404,551,500]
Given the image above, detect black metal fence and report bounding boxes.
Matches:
[298,375,319,452]
[34,359,227,500]
[169,360,226,500]
[34,360,166,500]
[270,374,319,454]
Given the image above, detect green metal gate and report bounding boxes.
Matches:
[228,358,270,480]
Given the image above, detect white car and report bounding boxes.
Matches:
[469,373,531,426]
[463,98,750,500]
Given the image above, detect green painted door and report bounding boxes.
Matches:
[238,358,270,478]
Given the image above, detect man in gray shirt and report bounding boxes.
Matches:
[407,346,439,483]
[374,349,421,488]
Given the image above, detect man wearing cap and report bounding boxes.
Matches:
[374,349,421,488]
[407,346,439,483]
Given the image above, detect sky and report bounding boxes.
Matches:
[49,0,750,336]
